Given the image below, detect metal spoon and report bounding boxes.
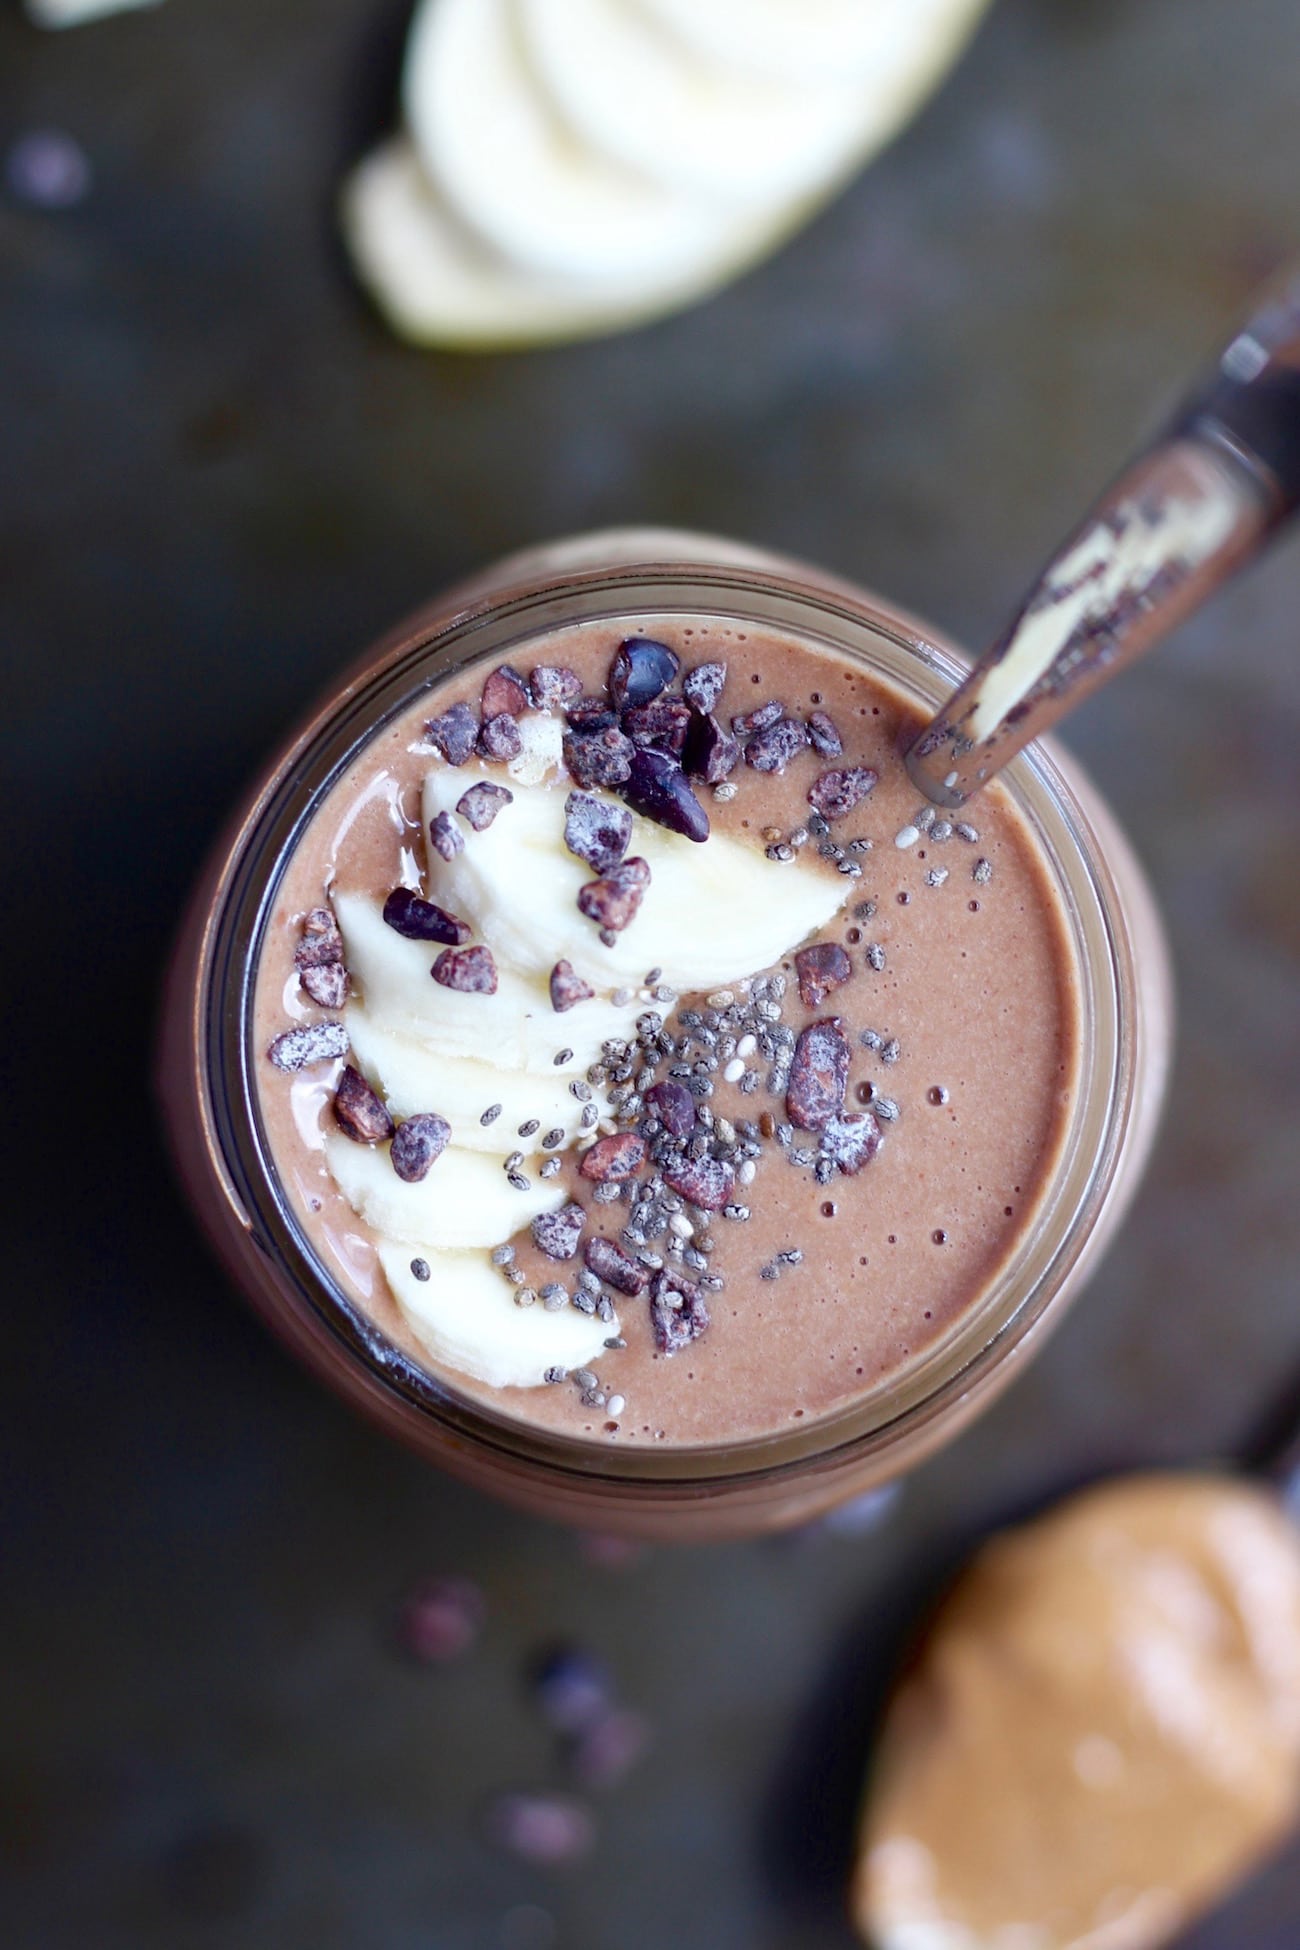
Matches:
[906,266,1300,808]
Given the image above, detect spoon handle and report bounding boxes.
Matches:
[907,267,1300,809]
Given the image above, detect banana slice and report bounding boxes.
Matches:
[334,889,641,1072]
[26,0,160,24]
[380,1243,618,1389]
[403,0,761,281]
[346,1006,589,1153]
[516,0,875,204]
[341,138,690,352]
[633,0,988,88]
[325,1131,564,1249]
[423,767,848,991]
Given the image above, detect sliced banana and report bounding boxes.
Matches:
[516,0,874,204]
[341,138,685,352]
[334,889,641,1072]
[325,1130,564,1250]
[423,767,848,991]
[632,0,988,89]
[346,1006,589,1153]
[26,0,160,25]
[403,0,760,282]
[380,1243,617,1389]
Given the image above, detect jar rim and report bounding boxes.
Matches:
[199,547,1144,1496]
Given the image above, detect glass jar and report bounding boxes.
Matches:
[158,531,1172,1540]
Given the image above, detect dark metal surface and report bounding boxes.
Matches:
[5,1,1300,1945]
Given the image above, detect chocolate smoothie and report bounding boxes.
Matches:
[252,610,1080,1452]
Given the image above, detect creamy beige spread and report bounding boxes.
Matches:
[855,1473,1300,1950]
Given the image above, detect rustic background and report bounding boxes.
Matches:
[5,0,1300,1943]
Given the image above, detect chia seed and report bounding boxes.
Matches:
[410,1258,430,1282]
[515,1288,537,1308]
[518,1118,540,1137]
[544,1367,567,1383]
[955,822,980,843]
[713,781,738,801]
[542,1128,565,1149]
[491,1244,515,1266]
[540,1157,563,1178]
[973,857,993,885]
[553,1048,575,1066]
[880,1038,901,1065]
[931,821,953,843]
[865,944,886,971]
[875,1097,900,1122]
[926,867,950,887]
[722,1203,750,1221]
[508,1172,531,1191]
[480,1104,503,1125]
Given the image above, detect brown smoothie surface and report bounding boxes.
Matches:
[253,612,1080,1451]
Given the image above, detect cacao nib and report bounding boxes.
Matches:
[532,1203,587,1262]
[662,1153,735,1212]
[478,713,523,761]
[334,1065,394,1143]
[646,1078,695,1138]
[425,701,478,766]
[432,945,498,994]
[564,790,632,874]
[808,765,878,821]
[732,699,784,738]
[294,907,344,970]
[622,697,691,754]
[649,1269,710,1354]
[608,636,679,709]
[430,810,464,861]
[550,959,595,1013]
[382,887,471,945]
[267,1022,349,1072]
[566,696,619,732]
[820,1110,882,1176]
[583,1235,651,1296]
[577,857,650,933]
[579,1132,646,1183]
[623,749,709,842]
[807,709,843,757]
[683,660,727,714]
[391,1112,452,1182]
[529,664,583,710]
[481,664,530,720]
[795,941,853,1008]
[300,961,349,1009]
[563,724,634,790]
[456,781,513,830]
[682,711,740,784]
[786,1017,851,1131]
[745,715,808,774]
